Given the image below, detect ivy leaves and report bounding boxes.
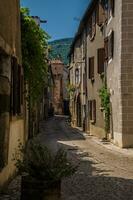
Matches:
[99,85,110,134]
[21,7,50,104]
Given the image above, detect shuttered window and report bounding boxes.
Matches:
[83,73,87,94]
[89,100,92,120]
[89,57,94,80]
[97,48,105,74]
[93,100,96,123]
[89,99,96,123]
[111,0,115,16]
[11,57,23,116]
[104,37,108,61]
[108,30,114,61]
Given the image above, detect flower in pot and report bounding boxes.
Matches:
[13,139,77,200]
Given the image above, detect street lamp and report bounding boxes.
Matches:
[32,16,47,26]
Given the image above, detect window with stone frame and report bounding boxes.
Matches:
[104,37,108,61]
[10,57,23,116]
[88,57,94,81]
[88,11,96,41]
[108,30,114,61]
[75,68,79,85]
[99,0,114,23]
[104,30,114,62]
[97,48,105,74]
[83,73,87,94]
[89,99,96,124]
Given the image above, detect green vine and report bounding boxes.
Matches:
[66,83,76,99]
[21,7,50,105]
[99,85,110,136]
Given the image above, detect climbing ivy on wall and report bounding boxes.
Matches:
[99,85,110,137]
[21,7,50,105]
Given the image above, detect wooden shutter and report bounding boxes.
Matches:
[93,100,96,123]
[83,73,86,93]
[11,57,18,115]
[108,31,114,60]
[97,48,105,74]
[104,37,108,61]
[17,65,21,114]
[111,0,115,16]
[89,100,92,120]
[11,58,22,115]
[89,57,94,79]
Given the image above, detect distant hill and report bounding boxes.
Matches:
[49,38,73,65]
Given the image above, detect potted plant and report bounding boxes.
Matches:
[13,139,77,200]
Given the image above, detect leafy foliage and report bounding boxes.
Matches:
[21,7,50,104]
[49,38,73,65]
[13,140,77,183]
[67,83,76,99]
[99,85,110,134]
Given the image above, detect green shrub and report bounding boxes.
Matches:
[13,140,77,183]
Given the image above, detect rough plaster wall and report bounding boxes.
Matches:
[0,0,21,62]
[106,0,123,146]
[87,24,105,136]
[0,0,24,187]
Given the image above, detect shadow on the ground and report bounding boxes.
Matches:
[59,142,133,200]
[39,116,86,142]
[39,116,133,200]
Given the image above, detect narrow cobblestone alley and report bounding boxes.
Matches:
[1,116,133,200]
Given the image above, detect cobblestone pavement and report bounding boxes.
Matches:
[1,116,133,200]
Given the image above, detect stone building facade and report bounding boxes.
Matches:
[63,66,69,115]
[0,0,26,189]
[69,0,133,147]
[51,59,69,115]
[51,59,64,115]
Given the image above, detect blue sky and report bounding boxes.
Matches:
[21,0,90,41]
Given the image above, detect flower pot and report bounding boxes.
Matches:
[21,175,61,200]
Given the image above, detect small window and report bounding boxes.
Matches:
[104,30,114,62]
[10,57,23,116]
[88,11,96,41]
[88,57,94,81]
[108,30,114,61]
[75,67,81,85]
[83,73,87,94]
[97,48,105,74]
[89,99,96,124]
[104,37,108,61]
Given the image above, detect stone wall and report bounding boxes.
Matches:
[121,0,133,147]
[86,21,105,138]
[51,61,64,115]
